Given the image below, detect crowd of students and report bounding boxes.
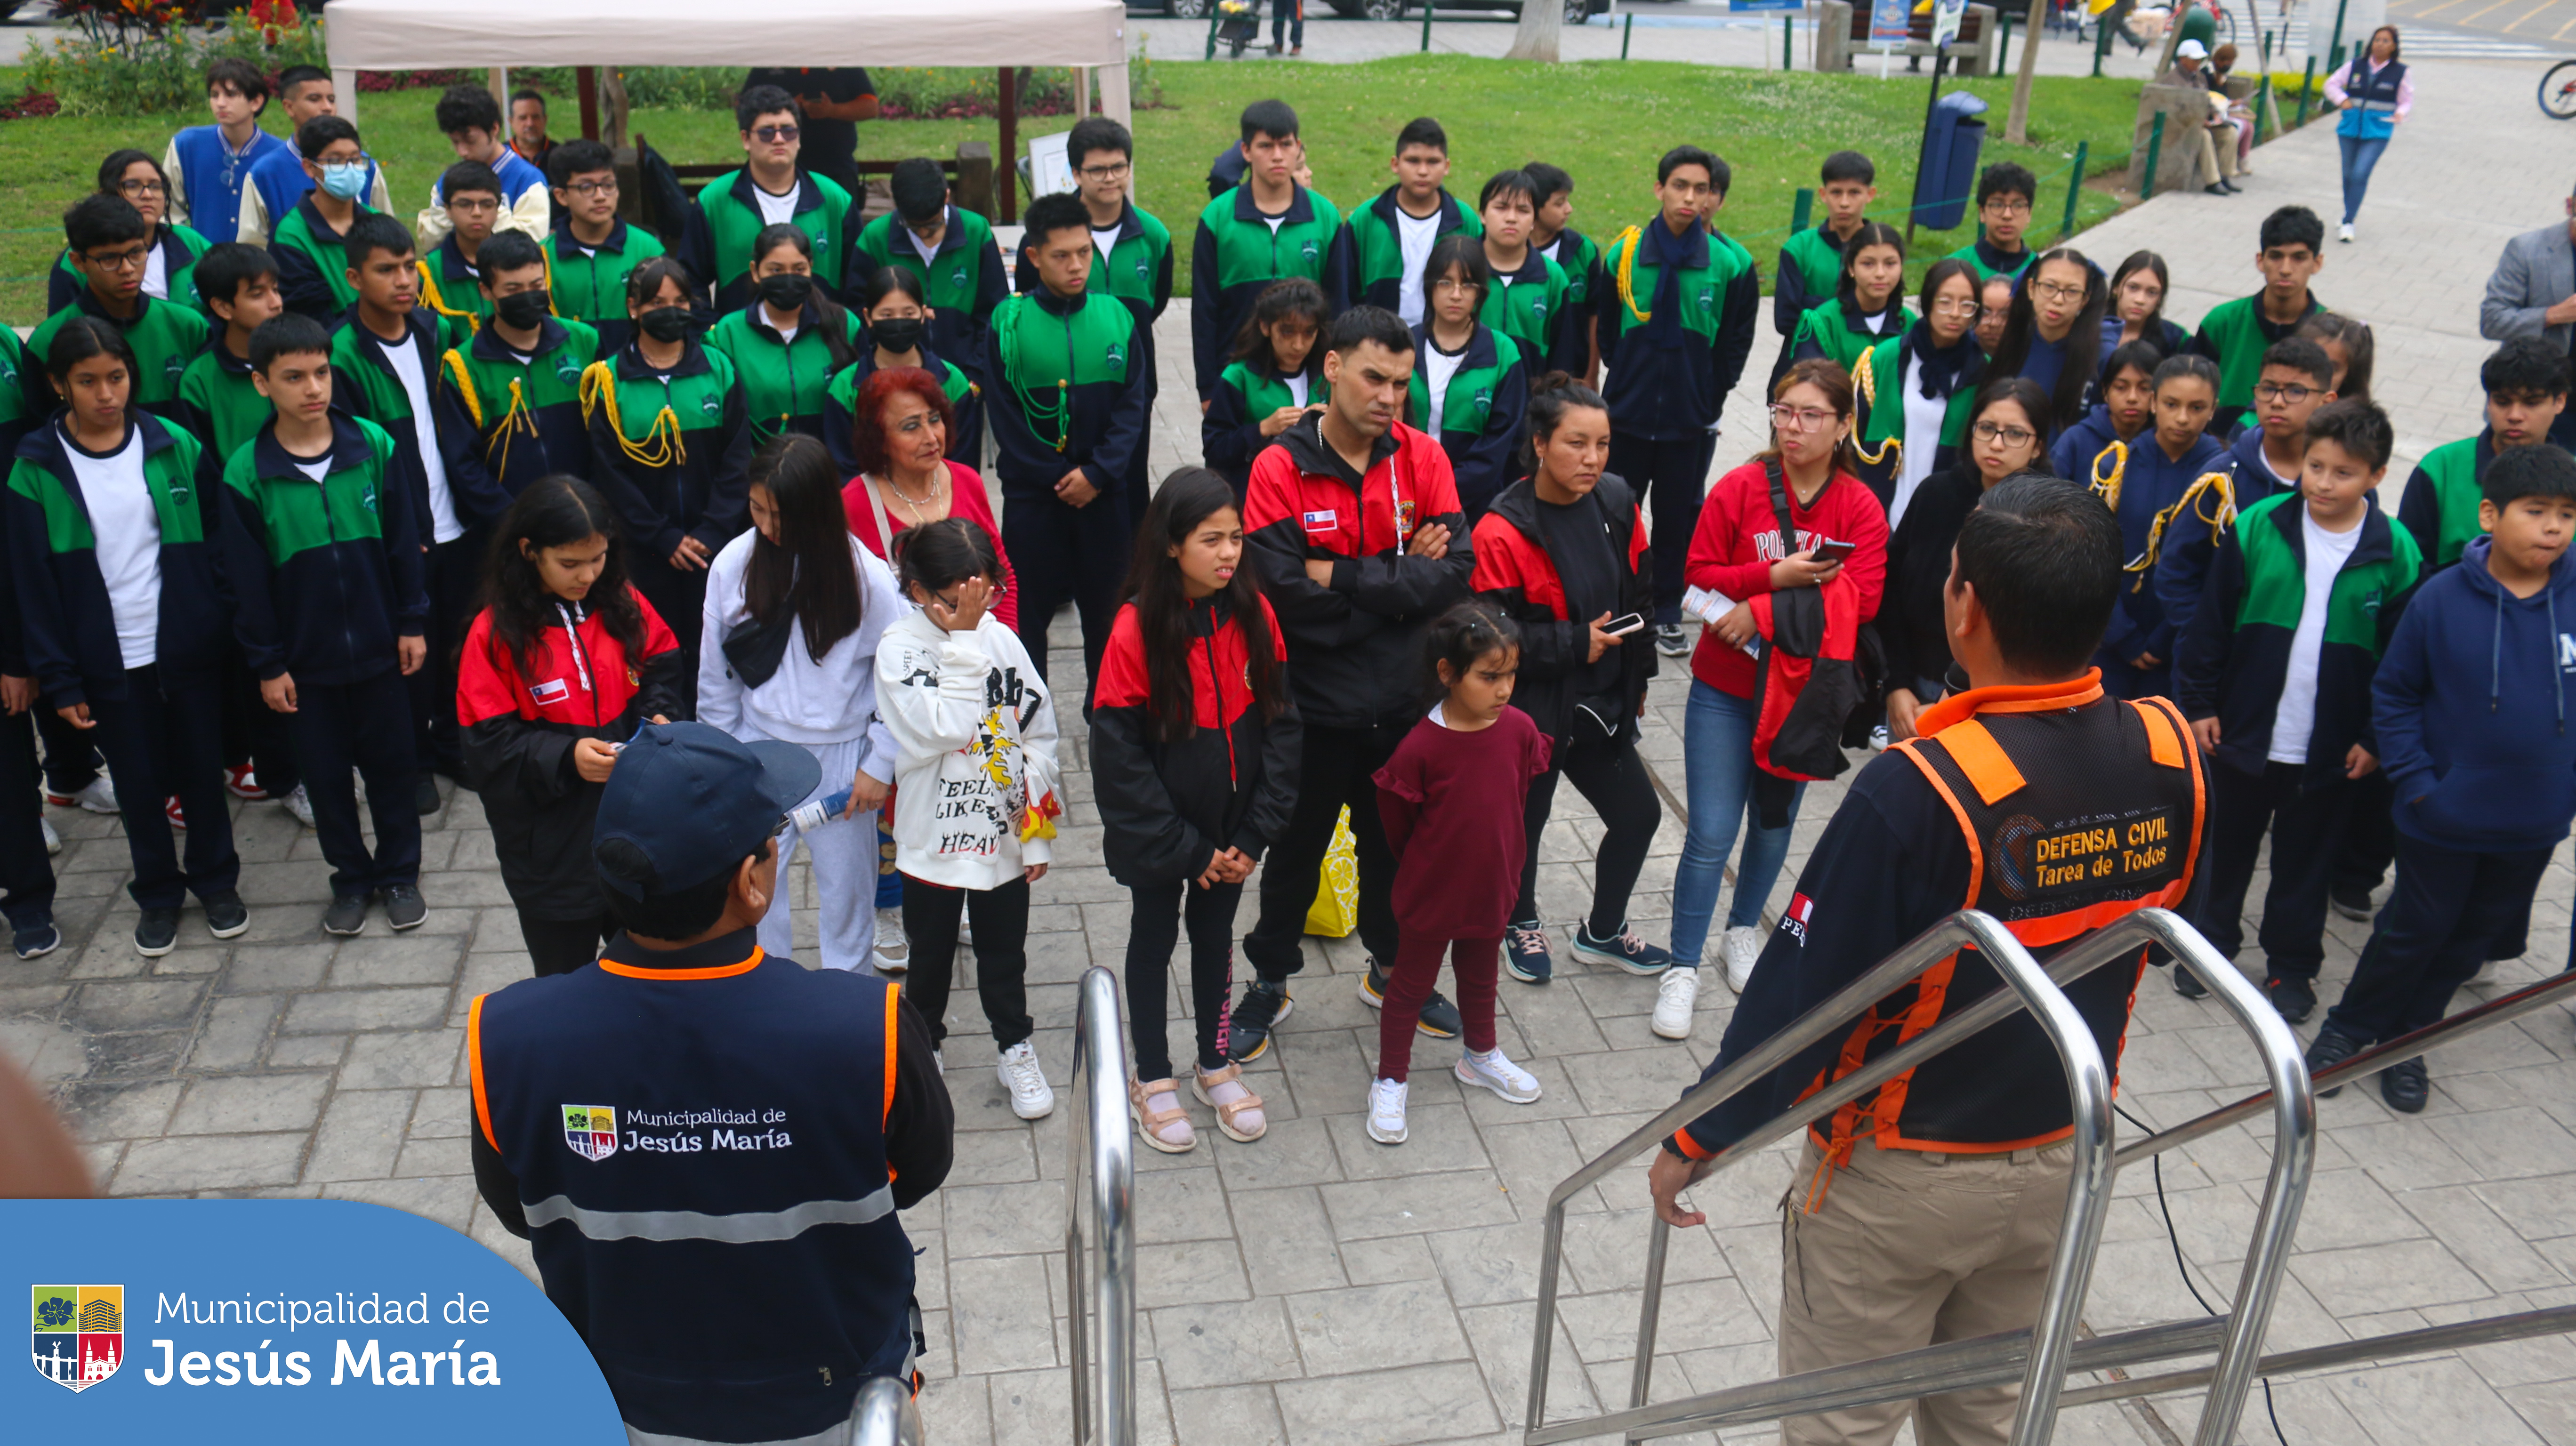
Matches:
[5,61,2572,1152]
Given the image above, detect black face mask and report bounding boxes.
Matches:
[869,315,926,354]
[757,272,813,313]
[496,288,552,331]
[638,305,694,344]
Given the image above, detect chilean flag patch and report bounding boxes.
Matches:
[531,679,570,706]
[1782,892,1816,943]
[1302,508,1338,533]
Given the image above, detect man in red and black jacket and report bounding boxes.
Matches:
[1231,305,1474,1061]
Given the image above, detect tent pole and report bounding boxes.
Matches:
[578,67,601,142]
[488,67,509,111]
[998,67,1019,224]
[333,67,361,124]
[1076,66,1092,120]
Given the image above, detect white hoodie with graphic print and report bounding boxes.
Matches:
[877,607,1061,891]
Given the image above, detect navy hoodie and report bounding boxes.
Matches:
[2372,536,2576,853]
[2154,422,2299,640]
[2101,427,2229,667]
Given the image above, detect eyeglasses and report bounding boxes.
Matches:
[115,179,166,198]
[564,178,618,197]
[82,245,151,272]
[1767,404,1839,433]
[2254,382,2315,404]
[1983,198,2033,215]
[448,196,500,214]
[1079,161,1131,181]
[1432,278,1479,295]
[2030,281,2085,304]
[1930,297,1981,316]
[753,124,800,144]
[1974,420,2037,447]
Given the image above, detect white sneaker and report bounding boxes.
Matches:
[871,907,910,973]
[1455,1048,1541,1104]
[41,817,60,856]
[958,915,974,949]
[1652,965,1701,1040]
[1366,1076,1409,1144]
[282,784,316,828]
[998,1041,1055,1120]
[63,776,118,815]
[933,1049,945,1074]
[1722,926,1763,994]
[1868,724,1891,753]
[2338,221,2355,243]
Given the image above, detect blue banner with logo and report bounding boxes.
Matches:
[1869,0,1912,42]
[3,1200,620,1440]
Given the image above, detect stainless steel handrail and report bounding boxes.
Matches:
[2056,1304,2576,1408]
[848,1374,925,1446]
[1065,967,1136,1446]
[1525,910,2116,1446]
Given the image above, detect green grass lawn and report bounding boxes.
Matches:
[0,54,2142,327]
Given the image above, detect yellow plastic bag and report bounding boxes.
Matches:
[1303,806,1359,938]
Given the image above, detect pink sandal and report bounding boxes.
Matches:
[1129,1076,1196,1154]
[1192,1062,1267,1142]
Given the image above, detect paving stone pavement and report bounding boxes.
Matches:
[13,54,2576,1446]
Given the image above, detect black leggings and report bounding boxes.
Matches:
[902,874,1033,1051]
[1515,734,1662,937]
[520,913,613,977]
[1125,877,1242,1079]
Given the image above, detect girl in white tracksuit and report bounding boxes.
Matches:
[699,434,905,972]
[877,516,1062,1118]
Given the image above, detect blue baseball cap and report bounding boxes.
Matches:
[593,722,821,899]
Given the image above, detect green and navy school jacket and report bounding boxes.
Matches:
[2173,491,2420,786]
[455,589,688,919]
[822,343,982,475]
[546,218,666,359]
[1773,222,1861,340]
[24,289,209,424]
[1010,198,1174,331]
[1468,473,1657,748]
[174,335,272,466]
[5,411,227,707]
[467,933,929,1442]
[0,329,32,462]
[681,168,858,313]
[220,416,428,685]
[333,304,483,541]
[48,221,211,318]
[1944,237,2034,284]
[1241,415,1473,729]
[579,342,755,562]
[2396,430,2514,572]
[1341,186,1480,316]
[1789,297,1915,374]
[1595,219,1760,439]
[1537,226,1602,360]
[982,287,1149,501]
[1852,330,1979,495]
[272,199,373,321]
[1090,594,1302,885]
[415,234,498,337]
[1190,184,1349,402]
[1406,321,1528,522]
[435,317,601,522]
[2189,291,2326,417]
[850,205,1008,383]
[1202,359,1326,495]
[705,303,864,444]
[1481,247,1576,374]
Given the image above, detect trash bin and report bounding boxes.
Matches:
[1911,90,1990,233]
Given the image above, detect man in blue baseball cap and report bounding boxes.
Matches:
[467,721,953,1446]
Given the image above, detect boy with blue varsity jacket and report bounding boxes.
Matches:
[1191,100,1350,406]
[221,314,433,938]
[2174,400,2418,1023]
[1596,146,1758,639]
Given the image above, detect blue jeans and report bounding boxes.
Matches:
[2336,134,2389,225]
[1670,682,1807,967]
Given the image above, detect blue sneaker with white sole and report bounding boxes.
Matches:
[1570,921,1672,976]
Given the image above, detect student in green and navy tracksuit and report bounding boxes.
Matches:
[1338,117,1480,327]
[678,86,858,314]
[1410,237,1528,524]
[543,138,665,358]
[433,230,599,518]
[1475,170,1577,375]
[2397,337,2570,573]
[1202,277,1331,496]
[581,255,753,698]
[271,115,380,322]
[1943,162,2039,283]
[1524,163,1602,384]
[1771,150,1877,394]
[2190,206,2330,423]
[1191,99,1350,405]
[1852,259,1986,513]
[1596,146,1758,636]
[176,243,288,464]
[223,313,433,937]
[1787,221,1914,375]
[1014,118,1174,529]
[987,193,1153,696]
[415,161,510,338]
[27,196,211,426]
[850,158,1010,391]
[2174,400,2419,1020]
[828,268,983,474]
[706,224,866,445]
[49,150,212,320]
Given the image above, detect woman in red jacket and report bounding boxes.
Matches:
[1669,359,1887,1000]
[456,476,687,975]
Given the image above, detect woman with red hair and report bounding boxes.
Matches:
[841,365,1017,633]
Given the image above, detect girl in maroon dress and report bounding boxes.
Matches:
[1367,602,1554,1145]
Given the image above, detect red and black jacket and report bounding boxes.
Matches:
[1090,594,1303,885]
[1242,414,1473,730]
[1470,474,1656,748]
[456,589,687,919]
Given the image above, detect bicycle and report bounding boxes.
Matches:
[2544,57,2576,120]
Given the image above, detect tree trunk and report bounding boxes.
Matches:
[1505,0,1565,61]
[2004,0,2047,142]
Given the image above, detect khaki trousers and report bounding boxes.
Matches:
[1777,1137,2077,1446]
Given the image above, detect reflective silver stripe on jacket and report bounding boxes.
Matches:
[525,1184,897,1242]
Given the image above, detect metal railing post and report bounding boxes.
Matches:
[1420,0,1433,51]
[1065,968,1135,1446]
[1622,11,1634,56]
[2140,110,2166,200]
[2295,56,2317,127]
[2060,140,2087,239]
[848,1376,925,1446]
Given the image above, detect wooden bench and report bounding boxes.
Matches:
[1817,0,2002,75]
